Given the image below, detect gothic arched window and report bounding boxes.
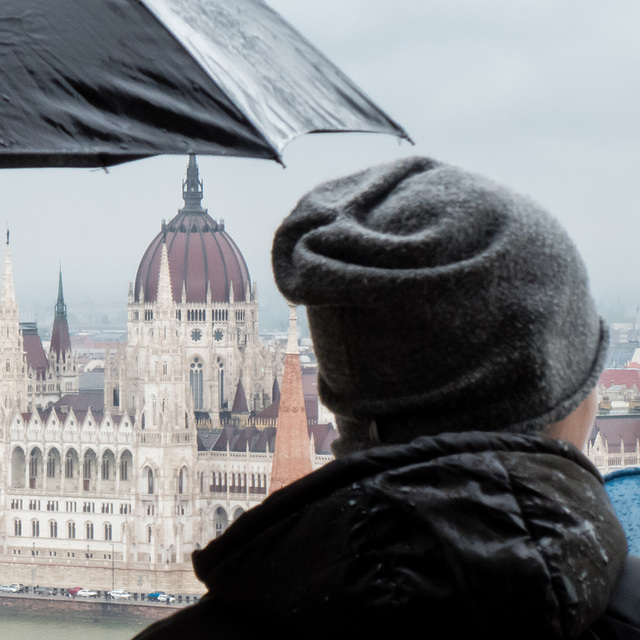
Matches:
[178,467,186,494]
[47,453,55,478]
[190,358,204,410]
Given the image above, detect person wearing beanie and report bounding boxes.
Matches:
[133,158,639,640]
[273,156,607,455]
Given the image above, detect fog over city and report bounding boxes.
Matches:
[1,0,639,329]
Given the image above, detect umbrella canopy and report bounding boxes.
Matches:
[0,0,409,168]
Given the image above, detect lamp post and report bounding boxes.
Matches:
[111,543,115,591]
[31,542,36,594]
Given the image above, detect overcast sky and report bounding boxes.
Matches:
[1,0,639,328]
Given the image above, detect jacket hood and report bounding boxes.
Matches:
[193,432,626,639]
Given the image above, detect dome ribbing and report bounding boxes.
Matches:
[134,156,251,304]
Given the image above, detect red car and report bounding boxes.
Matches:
[67,587,83,598]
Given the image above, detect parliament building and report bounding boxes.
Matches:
[0,157,335,593]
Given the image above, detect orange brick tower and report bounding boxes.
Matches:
[269,303,313,494]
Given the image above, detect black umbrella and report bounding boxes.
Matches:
[0,0,410,169]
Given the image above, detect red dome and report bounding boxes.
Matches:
[134,156,251,304]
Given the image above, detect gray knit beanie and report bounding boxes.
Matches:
[272,157,608,457]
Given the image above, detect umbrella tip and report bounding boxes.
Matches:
[400,132,415,146]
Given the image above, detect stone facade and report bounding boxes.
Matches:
[0,157,335,592]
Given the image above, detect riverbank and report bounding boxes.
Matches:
[0,611,148,640]
[0,593,181,621]
[0,554,204,594]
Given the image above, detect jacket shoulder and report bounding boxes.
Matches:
[582,555,640,639]
[132,595,261,640]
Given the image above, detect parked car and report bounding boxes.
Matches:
[34,586,54,596]
[76,588,98,598]
[67,586,83,597]
[9,583,24,593]
[108,589,132,599]
[157,593,176,604]
[147,591,175,603]
[0,584,13,592]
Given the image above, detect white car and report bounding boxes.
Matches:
[0,584,13,592]
[157,593,176,603]
[76,588,98,598]
[109,589,132,599]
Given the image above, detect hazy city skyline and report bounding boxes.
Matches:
[1,1,639,328]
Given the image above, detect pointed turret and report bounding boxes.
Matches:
[0,232,29,413]
[182,154,204,211]
[1,230,17,310]
[50,268,72,360]
[156,238,173,310]
[269,304,312,494]
[272,376,281,404]
[231,378,249,413]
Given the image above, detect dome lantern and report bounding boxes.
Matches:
[182,154,204,211]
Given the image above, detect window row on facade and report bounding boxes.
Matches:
[206,471,268,494]
[10,446,133,490]
[13,519,114,541]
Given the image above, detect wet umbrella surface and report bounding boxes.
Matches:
[0,0,409,168]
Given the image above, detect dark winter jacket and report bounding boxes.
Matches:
[134,432,640,640]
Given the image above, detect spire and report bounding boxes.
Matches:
[1,234,17,308]
[0,231,26,408]
[54,267,66,319]
[269,303,312,494]
[286,304,299,354]
[50,268,71,360]
[156,238,173,309]
[182,154,204,211]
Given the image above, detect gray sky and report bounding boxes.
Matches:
[1,0,639,327]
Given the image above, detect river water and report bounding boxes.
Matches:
[0,612,150,640]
